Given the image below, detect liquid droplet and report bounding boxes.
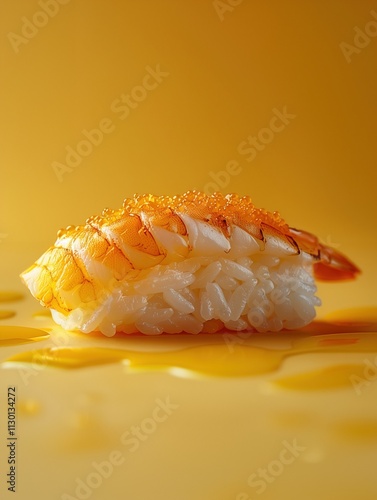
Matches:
[32,309,52,319]
[0,291,24,302]
[17,399,41,416]
[333,419,377,441]
[0,310,16,320]
[59,412,113,452]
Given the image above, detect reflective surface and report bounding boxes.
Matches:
[1,288,377,499]
[1,0,376,499]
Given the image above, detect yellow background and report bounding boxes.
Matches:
[1,0,377,314]
[1,3,377,500]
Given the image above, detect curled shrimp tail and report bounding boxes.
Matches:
[288,227,360,281]
[314,244,361,281]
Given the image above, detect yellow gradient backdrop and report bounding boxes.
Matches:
[1,0,376,315]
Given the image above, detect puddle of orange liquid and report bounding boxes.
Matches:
[4,344,282,376]
[273,364,368,391]
[290,307,377,337]
[4,332,377,379]
[2,307,377,382]
[0,326,50,346]
[292,332,377,353]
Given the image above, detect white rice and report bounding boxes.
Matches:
[51,252,321,336]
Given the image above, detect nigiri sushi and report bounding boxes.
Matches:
[20,191,360,336]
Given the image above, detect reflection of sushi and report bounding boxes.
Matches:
[21,191,360,336]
